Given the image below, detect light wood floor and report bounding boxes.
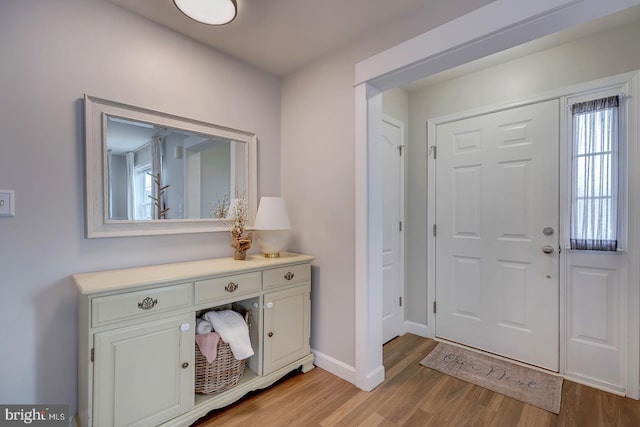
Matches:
[193,334,640,426]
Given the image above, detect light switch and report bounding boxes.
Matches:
[0,190,15,217]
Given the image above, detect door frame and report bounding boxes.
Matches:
[381,114,406,342]
[353,0,640,393]
[425,71,640,394]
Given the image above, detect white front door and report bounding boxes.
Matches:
[382,116,404,343]
[435,100,560,370]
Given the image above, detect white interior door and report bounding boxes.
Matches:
[382,116,404,343]
[435,100,560,370]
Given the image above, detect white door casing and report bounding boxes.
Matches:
[435,100,560,371]
[381,115,405,343]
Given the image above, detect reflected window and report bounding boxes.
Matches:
[134,164,153,220]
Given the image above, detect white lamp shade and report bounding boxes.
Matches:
[253,197,291,230]
[174,0,237,25]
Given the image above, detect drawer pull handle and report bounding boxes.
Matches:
[137,297,158,310]
[225,282,239,292]
[182,362,189,369]
[268,332,274,338]
[284,272,294,280]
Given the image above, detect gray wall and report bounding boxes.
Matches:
[405,20,640,327]
[109,154,128,220]
[281,0,494,369]
[200,143,231,218]
[0,0,280,410]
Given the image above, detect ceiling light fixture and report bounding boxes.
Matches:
[173,0,237,26]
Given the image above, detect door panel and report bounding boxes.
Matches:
[263,284,311,375]
[93,314,194,427]
[381,117,403,343]
[435,100,560,370]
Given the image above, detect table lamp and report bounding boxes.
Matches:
[253,197,291,258]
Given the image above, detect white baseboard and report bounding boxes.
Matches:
[404,321,431,338]
[311,348,356,384]
[562,372,626,396]
[358,364,385,391]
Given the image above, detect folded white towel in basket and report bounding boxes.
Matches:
[203,310,254,360]
[196,318,213,335]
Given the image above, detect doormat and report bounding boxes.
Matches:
[420,343,563,414]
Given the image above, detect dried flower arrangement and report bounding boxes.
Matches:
[226,196,252,260]
[211,193,230,219]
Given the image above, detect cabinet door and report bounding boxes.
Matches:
[263,284,311,375]
[93,313,194,427]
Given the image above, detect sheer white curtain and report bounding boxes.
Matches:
[570,96,619,251]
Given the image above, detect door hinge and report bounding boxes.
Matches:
[433,301,437,314]
[429,145,437,159]
[90,348,94,362]
[399,296,403,307]
[433,224,436,236]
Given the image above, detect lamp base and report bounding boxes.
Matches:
[257,230,289,260]
[263,252,280,258]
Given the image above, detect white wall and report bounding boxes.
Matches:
[405,21,640,328]
[0,0,281,411]
[382,89,409,123]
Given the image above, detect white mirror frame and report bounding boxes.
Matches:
[84,95,257,238]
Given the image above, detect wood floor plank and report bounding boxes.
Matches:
[194,334,640,427]
[319,391,371,427]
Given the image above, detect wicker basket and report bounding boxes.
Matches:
[195,337,246,394]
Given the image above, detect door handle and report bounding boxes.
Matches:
[542,245,554,254]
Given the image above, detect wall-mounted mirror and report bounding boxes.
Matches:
[84,95,257,238]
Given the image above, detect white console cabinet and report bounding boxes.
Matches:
[74,253,314,427]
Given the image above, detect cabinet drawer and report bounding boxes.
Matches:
[263,263,310,289]
[91,283,192,327]
[195,271,261,304]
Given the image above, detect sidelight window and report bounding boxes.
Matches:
[570,95,620,251]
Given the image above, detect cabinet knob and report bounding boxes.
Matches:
[284,272,294,280]
[225,282,239,292]
[182,362,189,369]
[268,332,274,338]
[137,297,158,310]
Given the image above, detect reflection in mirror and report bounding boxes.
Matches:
[84,95,257,238]
[106,117,245,221]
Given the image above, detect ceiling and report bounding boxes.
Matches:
[104,0,640,83]
[103,0,492,76]
[404,4,640,91]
